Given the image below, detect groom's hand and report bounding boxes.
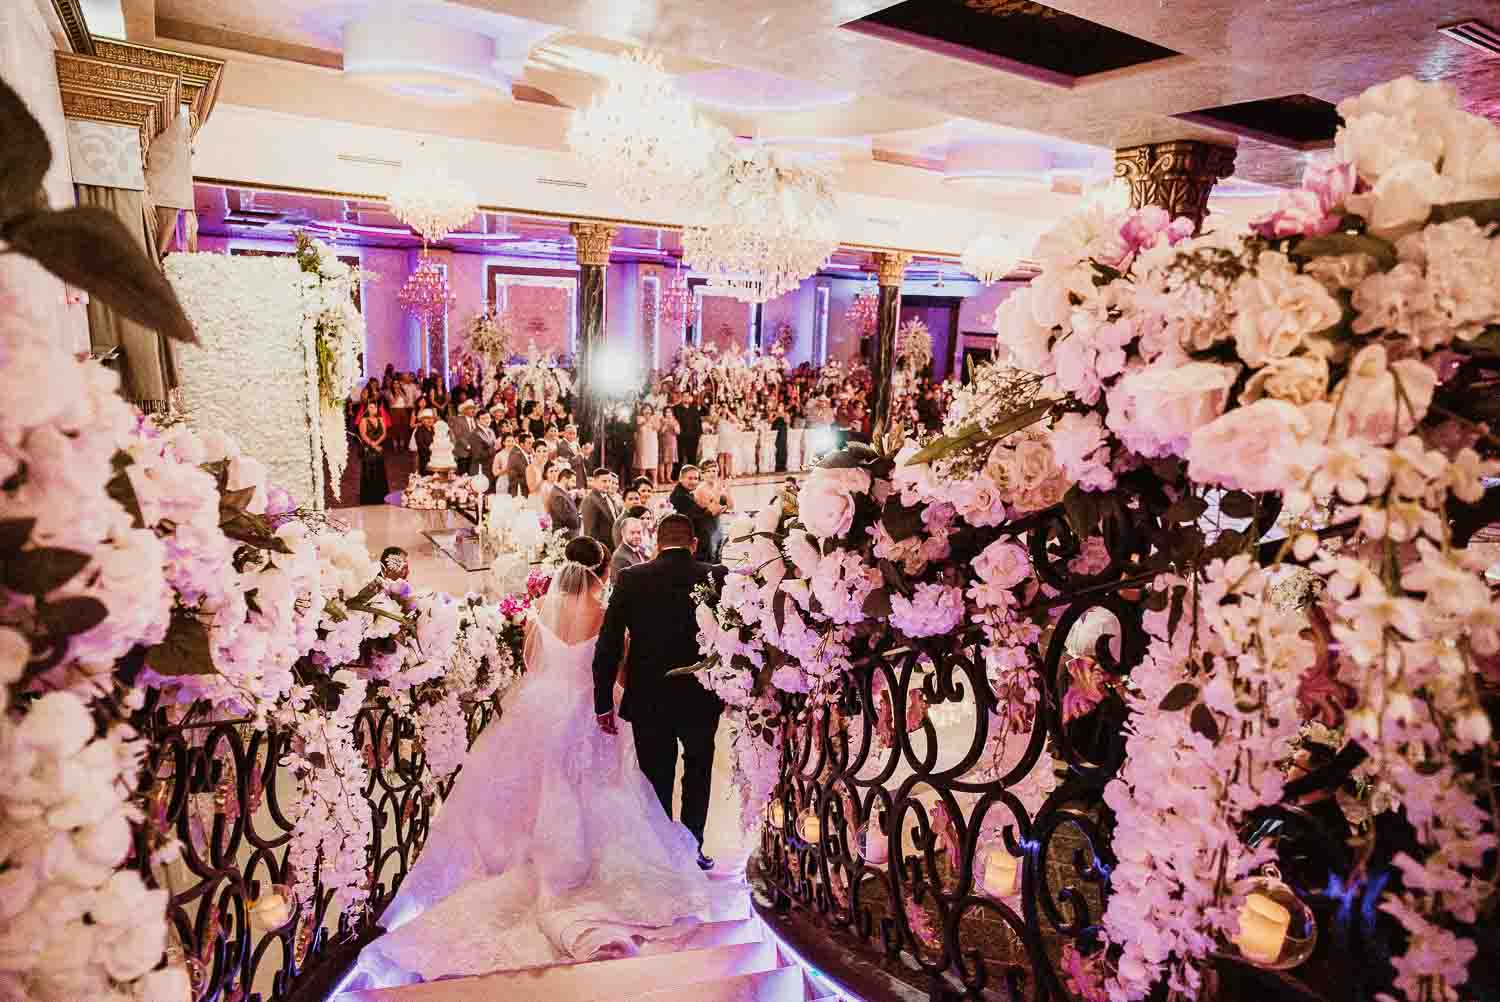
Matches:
[596,711,617,735]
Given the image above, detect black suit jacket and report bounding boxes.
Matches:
[669,483,716,560]
[580,490,616,548]
[504,447,529,496]
[592,548,726,722]
[544,486,581,538]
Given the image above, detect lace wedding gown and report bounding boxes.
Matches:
[341,619,743,990]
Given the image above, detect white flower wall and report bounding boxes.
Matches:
[166,254,325,507]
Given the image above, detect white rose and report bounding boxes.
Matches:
[1346,160,1450,239]
[226,455,269,514]
[783,531,821,578]
[17,692,95,758]
[1242,354,1329,405]
[135,965,192,1002]
[1187,400,1319,493]
[1105,361,1239,459]
[1335,343,1437,444]
[73,811,132,867]
[1231,253,1343,367]
[797,473,864,541]
[807,466,872,495]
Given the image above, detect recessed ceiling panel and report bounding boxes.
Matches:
[1175,94,1339,150]
[845,0,1180,86]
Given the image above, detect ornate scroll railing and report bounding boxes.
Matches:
[753,487,1391,1001]
[130,694,499,1002]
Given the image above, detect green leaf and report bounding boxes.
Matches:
[907,399,1055,466]
[1190,703,1221,743]
[1167,584,1189,638]
[1163,495,1208,524]
[1062,486,1104,540]
[1218,491,1256,520]
[664,657,714,678]
[1291,231,1396,270]
[1428,197,1500,229]
[220,486,258,514]
[772,588,789,634]
[144,615,214,676]
[0,518,36,554]
[3,547,91,596]
[105,454,143,528]
[4,207,197,343]
[0,77,50,218]
[35,596,109,637]
[862,588,892,619]
[1143,588,1170,612]
[1158,682,1199,712]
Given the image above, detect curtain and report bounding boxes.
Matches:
[74,183,179,408]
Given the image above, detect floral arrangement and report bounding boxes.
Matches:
[294,232,367,492]
[667,342,787,410]
[465,308,514,365]
[896,317,933,371]
[401,473,483,512]
[499,339,574,403]
[770,321,796,358]
[690,76,1500,1002]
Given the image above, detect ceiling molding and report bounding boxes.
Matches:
[50,0,95,55]
[156,15,342,70]
[91,37,226,132]
[55,51,178,152]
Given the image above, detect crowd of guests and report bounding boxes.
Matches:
[348,357,953,506]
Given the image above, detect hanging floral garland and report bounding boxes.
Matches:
[295,231,367,493]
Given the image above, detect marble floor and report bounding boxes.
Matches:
[333,474,799,866]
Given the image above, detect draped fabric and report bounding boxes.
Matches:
[74,184,179,407]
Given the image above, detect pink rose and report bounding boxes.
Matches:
[1106,361,1239,459]
[798,480,857,540]
[1186,399,1319,493]
[1250,189,1342,239]
[975,539,1030,589]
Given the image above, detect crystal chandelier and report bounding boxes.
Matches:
[960,234,1022,285]
[659,264,693,332]
[387,159,478,244]
[566,49,726,207]
[846,283,879,339]
[682,146,840,304]
[398,257,454,321]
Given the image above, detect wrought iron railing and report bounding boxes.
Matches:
[130,694,499,1002]
[752,490,1390,1002]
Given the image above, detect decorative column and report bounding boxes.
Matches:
[1113,140,1236,232]
[570,221,617,459]
[870,251,911,440]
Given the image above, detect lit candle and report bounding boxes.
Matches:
[1234,892,1290,965]
[864,822,888,865]
[800,812,822,843]
[983,848,1020,897]
[767,800,785,830]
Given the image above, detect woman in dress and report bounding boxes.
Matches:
[356,402,389,505]
[716,408,738,480]
[634,404,660,487]
[339,539,741,991]
[656,408,679,487]
[786,411,805,473]
[758,412,777,476]
[526,441,552,504]
[429,380,450,419]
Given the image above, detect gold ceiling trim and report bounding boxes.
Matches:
[49,0,94,55]
[56,52,179,154]
[91,38,226,132]
[193,177,968,261]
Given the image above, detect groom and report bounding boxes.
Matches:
[593,513,726,869]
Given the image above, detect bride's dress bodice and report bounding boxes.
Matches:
[342,618,742,991]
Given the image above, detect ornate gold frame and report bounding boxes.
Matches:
[90,39,226,134]
[55,52,179,156]
[49,0,93,56]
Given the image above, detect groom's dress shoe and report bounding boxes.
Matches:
[696,853,715,871]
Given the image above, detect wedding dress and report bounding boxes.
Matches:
[340,568,743,990]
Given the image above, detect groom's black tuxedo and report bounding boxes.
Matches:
[592,547,726,846]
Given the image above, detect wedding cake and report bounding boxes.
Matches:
[429,421,458,471]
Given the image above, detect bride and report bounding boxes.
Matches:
[340,537,742,989]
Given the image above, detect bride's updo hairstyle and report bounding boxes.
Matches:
[558,537,608,594]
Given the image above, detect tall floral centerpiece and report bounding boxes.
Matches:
[295,232,366,491]
[688,77,1500,1002]
[464,307,515,402]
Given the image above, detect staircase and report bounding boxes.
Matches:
[332,915,846,1002]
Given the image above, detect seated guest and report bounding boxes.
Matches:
[610,517,648,577]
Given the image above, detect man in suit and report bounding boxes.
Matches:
[504,433,530,497]
[668,465,716,561]
[609,516,647,577]
[544,465,582,539]
[568,439,593,492]
[593,514,725,868]
[672,393,702,481]
[472,411,498,487]
[580,467,619,549]
[452,399,479,476]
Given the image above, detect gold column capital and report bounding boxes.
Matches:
[570,222,619,268]
[1113,139,1236,231]
[873,251,912,287]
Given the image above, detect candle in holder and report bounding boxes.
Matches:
[797,809,821,844]
[982,846,1020,897]
[863,820,888,865]
[1234,892,1290,965]
[249,886,294,931]
[767,800,785,830]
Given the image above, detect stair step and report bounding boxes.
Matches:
[628,966,809,1002]
[334,940,781,1002]
[639,918,765,955]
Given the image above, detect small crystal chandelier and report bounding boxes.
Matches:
[387,153,478,244]
[398,257,454,321]
[846,282,879,339]
[566,49,725,208]
[960,234,1022,285]
[660,263,693,332]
